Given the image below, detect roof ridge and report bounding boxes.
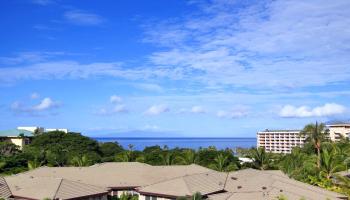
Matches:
[16,166,49,176]
[90,162,152,168]
[183,171,227,195]
[223,192,234,200]
[181,176,193,195]
[53,178,63,199]
[272,176,344,197]
[222,172,230,190]
[139,170,217,189]
[264,170,289,179]
[59,177,107,190]
[269,178,345,198]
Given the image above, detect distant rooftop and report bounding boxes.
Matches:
[5,175,108,200]
[0,129,33,137]
[258,129,301,133]
[327,123,350,127]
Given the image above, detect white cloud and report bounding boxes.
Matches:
[279,103,346,118]
[33,97,57,111]
[96,96,127,115]
[142,124,160,131]
[33,24,60,31]
[0,61,182,85]
[97,104,128,115]
[31,0,54,5]
[216,110,246,118]
[64,10,105,26]
[177,106,206,114]
[216,106,249,119]
[30,92,40,99]
[190,106,206,114]
[145,104,169,115]
[0,51,65,65]
[2,0,350,94]
[133,83,163,92]
[110,95,122,103]
[113,105,128,113]
[10,101,22,111]
[144,0,350,89]
[11,97,59,114]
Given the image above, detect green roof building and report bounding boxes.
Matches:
[0,129,33,149]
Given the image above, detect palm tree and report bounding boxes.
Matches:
[333,174,350,195]
[115,145,136,162]
[0,161,6,171]
[249,147,271,170]
[191,192,202,200]
[70,155,90,167]
[160,151,177,165]
[319,148,344,179]
[279,148,306,176]
[178,149,199,165]
[284,153,316,179]
[176,192,202,200]
[135,154,145,163]
[344,157,350,171]
[209,153,237,172]
[301,122,329,168]
[28,159,42,170]
[115,151,133,162]
[128,144,134,151]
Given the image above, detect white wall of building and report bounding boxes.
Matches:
[257,130,305,154]
[139,194,173,200]
[327,124,350,141]
[17,126,44,133]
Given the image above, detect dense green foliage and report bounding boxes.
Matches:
[278,123,350,196]
[238,123,350,197]
[176,192,202,200]
[0,131,241,174]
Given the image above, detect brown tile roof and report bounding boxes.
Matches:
[5,175,108,200]
[137,171,227,197]
[55,179,109,199]
[12,163,348,200]
[208,168,347,200]
[21,162,212,188]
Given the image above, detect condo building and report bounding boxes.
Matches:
[257,130,306,154]
[0,129,32,149]
[327,123,350,141]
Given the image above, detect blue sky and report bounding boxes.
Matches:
[1,0,350,137]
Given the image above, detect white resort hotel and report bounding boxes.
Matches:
[0,162,347,200]
[257,130,305,154]
[257,123,350,154]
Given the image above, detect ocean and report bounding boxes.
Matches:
[93,137,256,151]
